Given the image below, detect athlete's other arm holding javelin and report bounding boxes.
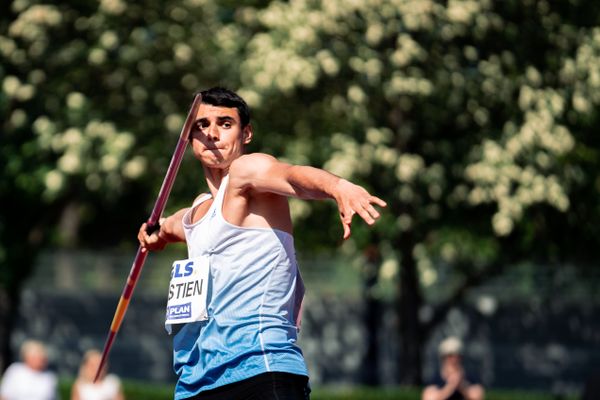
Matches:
[138,207,188,251]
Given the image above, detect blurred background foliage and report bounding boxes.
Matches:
[2,0,600,389]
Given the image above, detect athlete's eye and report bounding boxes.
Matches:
[196,121,210,130]
[222,122,232,128]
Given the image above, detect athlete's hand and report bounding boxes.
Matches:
[334,179,387,240]
[138,218,168,253]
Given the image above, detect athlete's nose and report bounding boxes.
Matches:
[206,123,219,140]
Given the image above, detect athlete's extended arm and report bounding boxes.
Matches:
[230,153,386,239]
[138,207,188,252]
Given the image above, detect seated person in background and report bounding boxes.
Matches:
[422,336,485,400]
[70,349,124,400]
[0,340,58,400]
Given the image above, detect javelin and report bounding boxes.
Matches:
[94,94,202,382]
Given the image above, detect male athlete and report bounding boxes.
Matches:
[138,87,386,400]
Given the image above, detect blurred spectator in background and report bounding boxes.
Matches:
[0,340,58,400]
[422,336,485,400]
[71,349,124,400]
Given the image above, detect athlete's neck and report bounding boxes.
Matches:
[203,166,229,196]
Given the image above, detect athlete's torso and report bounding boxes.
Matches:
[172,175,307,399]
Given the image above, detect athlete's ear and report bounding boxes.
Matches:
[243,124,253,144]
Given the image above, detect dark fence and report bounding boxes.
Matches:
[10,250,600,397]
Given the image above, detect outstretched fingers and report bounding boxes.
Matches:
[339,195,387,239]
[370,195,387,208]
[355,196,387,224]
[340,209,355,240]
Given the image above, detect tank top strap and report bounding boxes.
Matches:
[191,193,213,209]
[183,193,213,226]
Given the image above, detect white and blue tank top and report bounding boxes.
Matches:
[173,174,307,399]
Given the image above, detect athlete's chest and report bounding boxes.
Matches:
[190,198,214,224]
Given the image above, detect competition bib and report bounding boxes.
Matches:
[165,256,210,333]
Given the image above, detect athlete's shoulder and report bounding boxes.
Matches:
[228,153,290,195]
[233,153,278,166]
[229,153,279,176]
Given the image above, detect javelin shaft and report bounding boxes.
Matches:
[95,94,202,381]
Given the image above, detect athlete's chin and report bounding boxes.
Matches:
[200,155,233,169]
[198,149,223,160]
[196,147,244,169]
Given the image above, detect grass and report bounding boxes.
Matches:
[309,386,574,400]
[59,379,575,400]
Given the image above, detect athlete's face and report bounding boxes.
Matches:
[190,103,252,169]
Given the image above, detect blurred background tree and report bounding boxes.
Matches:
[218,0,600,384]
[0,0,241,370]
[2,0,600,386]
